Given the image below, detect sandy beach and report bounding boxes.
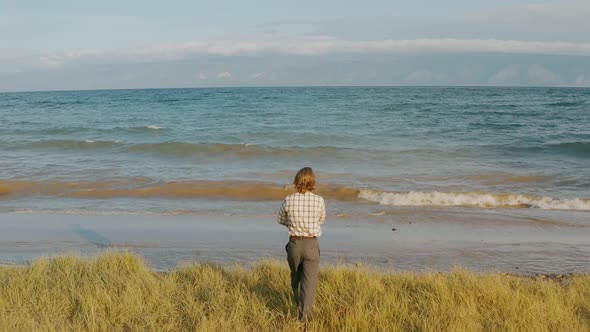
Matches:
[2,208,588,274]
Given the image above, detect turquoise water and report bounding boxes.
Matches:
[1,87,589,215]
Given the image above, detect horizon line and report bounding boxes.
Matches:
[2,84,589,94]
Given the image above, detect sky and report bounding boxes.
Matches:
[1,0,590,91]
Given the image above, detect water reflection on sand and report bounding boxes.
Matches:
[0,209,588,274]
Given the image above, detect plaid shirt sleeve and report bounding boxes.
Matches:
[277,200,289,226]
[319,197,326,225]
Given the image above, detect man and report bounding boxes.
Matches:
[277,167,326,322]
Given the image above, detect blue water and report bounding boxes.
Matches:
[1,87,589,214]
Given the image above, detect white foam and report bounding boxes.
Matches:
[358,190,590,211]
[146,125,162,130]
[84,139,120,144]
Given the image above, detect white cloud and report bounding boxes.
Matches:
[406,69,433,84]
[251,72,265,79]
[575,74,590,86]
[405,69,447,84]
[527,64,562,85]
[19,37,590,69]
[488,65,521,85]
[217,71,231,79]
[197,72,207,80]
[37,55,64,67]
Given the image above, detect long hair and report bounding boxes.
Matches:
[293,167,316,193]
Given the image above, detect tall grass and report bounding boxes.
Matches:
[0,252,588,331]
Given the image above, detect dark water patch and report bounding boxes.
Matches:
[155,98,181,103]
[1,125,168,137]
[31,99,88,108]
[496,142,590,159]
[3,127,91,136]
[459,109,540,117]
[468,122,525,129]
[545,142,590,158]
[546,101,586,107]
[126,142,363,159]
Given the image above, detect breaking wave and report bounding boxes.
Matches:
[359,190,590,211]
[1,179,589,211]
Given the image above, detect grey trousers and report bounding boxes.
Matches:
[286,237,320,321]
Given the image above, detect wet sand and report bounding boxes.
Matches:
[0,209,589,274]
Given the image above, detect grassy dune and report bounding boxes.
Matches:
[0,252,588,331]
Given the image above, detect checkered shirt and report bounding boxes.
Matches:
[277,191,326,237]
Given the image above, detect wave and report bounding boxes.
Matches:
[545,142,590,158]
[10,140,362,158]
[2,125,166,136]
[1,179,589,211]
[13,138,589,160]
[0,179,360,201]
[546,101,585,107]
[126,142,352,158]
[502,141,590,158]
[359,190,590,211]
[16,139,123,150]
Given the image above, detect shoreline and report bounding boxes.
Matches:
[0,211,589,274]
[2,252,589,281]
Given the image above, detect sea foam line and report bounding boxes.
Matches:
[359,190,590,211]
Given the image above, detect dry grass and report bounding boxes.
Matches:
[0,252,588,331]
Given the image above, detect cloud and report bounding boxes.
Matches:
[527,64,562,85]
[3,53,590,91]
[216,71,231,79]
[488,65,521,85]
[3,1,590,91]
[6,0,590,71]
[405,69,435,84]
[16,37,590,70]
[309,1,590,43]
[37,55,65,67]
[575,74,590,86]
